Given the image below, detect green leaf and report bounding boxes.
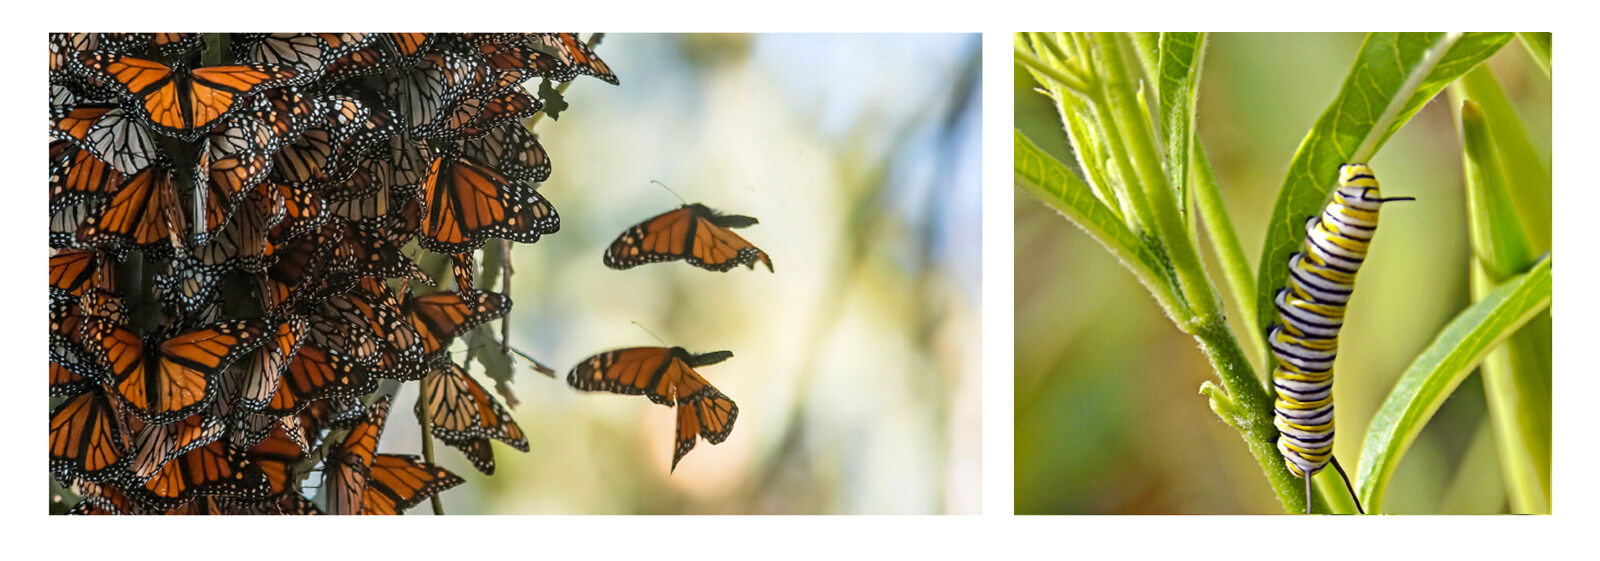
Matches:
[1254,32,1513,337]
[1458,67,1551,253]
[1355,256,1551,512]
[1518,32,1551,76]
[1014,130,1182,319]
[536,79,569,121]
[1459,99,1537,279]
[1156,33,1206,223]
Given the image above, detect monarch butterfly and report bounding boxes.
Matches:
[243,420,309,499]
[132,439,268,510]
[51,104,164,177]
[360,454,465,515]
[228,316,309,413]
[324,395,391,515]
[80,314,271,424]
[604,203,774,273]
[457,122,551,184]
[48,387,127,482]
[1270,163,1411,514]
[72,52,303,141]
[123,410,226,483]
[568,347,740,471]
[75,164,186,252]
[420,363,528,474]
[400,288,511,365]
[195,110,284,242]
[320,277,428,381]
[230,33,373,83]
[49,142,123,214]
[533,33,620,85]
[418,153,559,253]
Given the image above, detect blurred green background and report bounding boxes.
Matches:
[1014,33,1549,514]
[383,33,982,514]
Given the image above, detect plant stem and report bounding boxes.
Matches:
[1191,316,1309,511]
[1090,32,1219,329]
[1191,143,1267,368]
[416,374,446,515]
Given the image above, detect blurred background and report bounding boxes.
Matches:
[1015,34,1549,514]
[382,33,982,514]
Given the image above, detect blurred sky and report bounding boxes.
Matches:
[1015,33,1549,514]
[379,33,981,514]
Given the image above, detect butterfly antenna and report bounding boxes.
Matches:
[649,180,688,205]
[1331,456,1365,514]
[630,321,669,346]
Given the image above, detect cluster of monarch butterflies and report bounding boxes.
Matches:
[49,32,617,515]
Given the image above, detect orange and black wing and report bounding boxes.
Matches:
[76,165,183,251]
[324,395,391,515]
[231,315,308,412]
[74,52,301,141]
[534,33,619,85]
[419,154,559,253]
[401,288,510,361]
[566,346,683,406]
[603,203,773,272]
[360,454,464,515]
[672,386,739,471]
[48,388,127,482]
[421,364,527,474]
[122,411,225,483]
[133,439,267,510]
[95,318,269,424]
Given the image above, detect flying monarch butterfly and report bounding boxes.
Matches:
[1270,163,1412,514]
[400,287,511,364]
[72,52,304,141]
[324,395,391,515]
[568,346,740,471]
[358,454,464,515]
[419,363,528,474]
[604,202,774,273]
[80,313,271,424]
[418,153,559,253]
[50,104,164,177]
[48,387,128,482]
[533,33,620,85]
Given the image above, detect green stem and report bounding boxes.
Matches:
[1091,32,1218,328]
[1015,46,1090,93]
[1191,143,1266,367]
[1191,316,1312,512]
[416,376,446,515]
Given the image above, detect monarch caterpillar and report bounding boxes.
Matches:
[1270,163,1411,514]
